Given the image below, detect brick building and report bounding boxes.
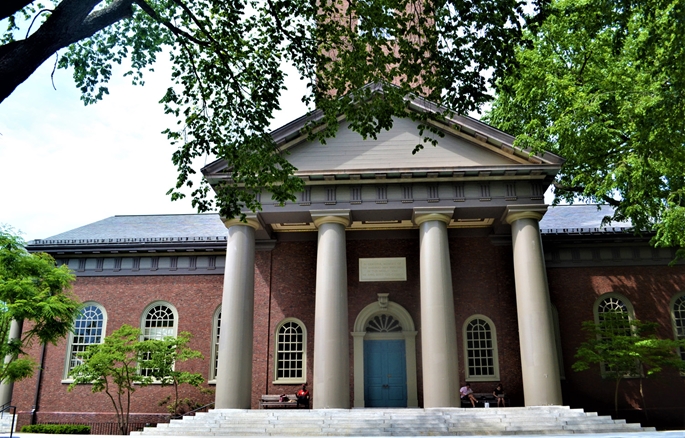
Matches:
[13,100,685,429]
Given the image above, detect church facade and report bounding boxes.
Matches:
[14,101,685,429]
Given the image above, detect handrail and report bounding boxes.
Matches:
[0,404,16,438]
[0,402,9,418]
[170,402,215,420]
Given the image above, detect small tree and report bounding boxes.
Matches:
[69,325,205,434]
[68,325,152,435]
[138,332,205,417]
[0,227,80,386]
[573,316,685,413]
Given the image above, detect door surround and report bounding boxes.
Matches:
[352,293,418,407]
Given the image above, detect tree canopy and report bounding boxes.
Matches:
[572,315,685,413]
[487,0,685,254]
[0,227,81,384]
[1,0,538,219]
[69,325,204,434]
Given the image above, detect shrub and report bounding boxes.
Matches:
[21,424,91,434]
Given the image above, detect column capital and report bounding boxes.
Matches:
[412,207,455,226]
[222,214,260,230]
[503,205,548,225]
[310,209,351,228]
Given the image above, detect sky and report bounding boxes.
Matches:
[0,54,309,242]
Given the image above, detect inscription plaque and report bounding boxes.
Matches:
[359,257,407,282]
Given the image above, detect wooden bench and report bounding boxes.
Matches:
[259,394,308,409]
[460,392,509,408]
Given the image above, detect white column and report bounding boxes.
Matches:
[311,210,350,409]
[505,205,562,406]
[412,207,460,408]
[351,332,365,408]
[215,215,259,409]
[0,320,22,406]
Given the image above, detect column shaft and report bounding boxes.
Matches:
[215,223,256,409]
[509,214,562,406]
[312,217,350,409]
[416,213,460,408]
[0,320,22,406]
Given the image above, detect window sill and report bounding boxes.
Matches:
[273,379,306,385]
[465,376,499,383]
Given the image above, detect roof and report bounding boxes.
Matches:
[28,214,228,254]
[39,214,226,241]
[539,204,631,234]
[28,205,632,252]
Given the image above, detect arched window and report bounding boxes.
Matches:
[671,294,685,361]
[463,315,499,381]
[594,293,634,335]
[210,306,221,382]
[274,318,306,384]
[65,302,106,378]
[593,293,635,375]
[366,314,402,332]
[140,302,178,376]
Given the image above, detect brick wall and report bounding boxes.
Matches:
[13,275,223,429]
[15,237,685,429]
[548,265,685,428]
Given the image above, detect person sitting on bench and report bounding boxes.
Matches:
[493,383,506,407]
[296,384,310,408]
[459,383,477,407]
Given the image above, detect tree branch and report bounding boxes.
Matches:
[553,182,622,206]
[0,0,34,22]
[133,0,209,47]
[0,0,134,103]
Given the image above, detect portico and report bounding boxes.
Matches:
[206,104,565,409]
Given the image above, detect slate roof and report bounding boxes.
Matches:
[31,214,227,246]
[29,205,631,248]
[539,204,631,234]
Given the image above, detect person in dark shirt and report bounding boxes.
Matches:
[493,383,506,407]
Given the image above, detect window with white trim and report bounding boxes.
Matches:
[595,294,633,335]
[463,315,499,381]
[593,293,635,375]
[140,302,177,377]
[210,306,221,381]
[672,294,685,361]
[274,318,306,384]
[65,303,106,377]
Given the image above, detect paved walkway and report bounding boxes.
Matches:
[3,432,685,438]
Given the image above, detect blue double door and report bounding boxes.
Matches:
[364,340,407,407]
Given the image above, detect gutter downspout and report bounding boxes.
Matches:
[30,344,46,425]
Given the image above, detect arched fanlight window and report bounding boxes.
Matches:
[366,314,402,333]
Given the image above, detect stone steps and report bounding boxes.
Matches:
[0,414,16,433]
[133,406,656,436]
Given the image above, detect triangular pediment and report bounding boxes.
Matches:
[284,117,524,174]
[202,95,564,182]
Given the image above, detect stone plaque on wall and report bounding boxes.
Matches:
[359,257,407,282]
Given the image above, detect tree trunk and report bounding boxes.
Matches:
[0,0,134,103]
[614,377,622,413]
